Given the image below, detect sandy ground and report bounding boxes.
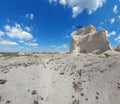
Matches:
[0,51,120,104]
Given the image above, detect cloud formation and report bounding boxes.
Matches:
[25,43,38,47]
[25,26,31,32]
[0,20,39,49]
[0,39,18,46]
[110,18,115,24]
[49,0,106,18]
[26,13,34,20]
[115,35,120,42]
[113,5,118,14]
[118,16,120,20]
[107,31,116,38]
[4,23,33,41]
[0,31,5,37]
[51,44,68,49]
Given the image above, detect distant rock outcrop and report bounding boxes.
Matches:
[114,45,120,52]
[70,25,111,54]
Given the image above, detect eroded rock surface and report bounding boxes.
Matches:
[0,53,120,104]
[70,25,111,54]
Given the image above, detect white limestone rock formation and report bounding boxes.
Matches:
[70,25,111,54]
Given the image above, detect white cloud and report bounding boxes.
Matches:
[113,5,118,14]
[0,40,18,46]
[25,43,38,47]
[56,46,62,49]
[49,0,57,3]
[59,0,67,5]
[62,44,68,48]
[0,31,5,37]
[19,40,24,43]
[51,45,56,48]
[32,39,37,42]
[115,35,120,42]
[4,23,33,41]
[49,0,106,18]
[107,31,116,38]
[25,26,31,32]
[110,18,115,24]
[105,30,108,34]
[50,44,68,49]
[26,13,34,20]
[118,15,120,20]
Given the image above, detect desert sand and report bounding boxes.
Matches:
[0,51,120,104]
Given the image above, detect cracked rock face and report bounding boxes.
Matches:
[70,25,111,54]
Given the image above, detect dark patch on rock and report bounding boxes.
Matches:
[6,100,11,104]
[32,90,37,95]
[0,79,7,84]
[81,93,84,96]
[73,81,83,92]
[96,96,99,100]
[41,97,44,100]
[27,89,30,92]
[33,100,38,104]
[60,72,64,75]
[72,95,75,98]
[0,96,1,101]
[85,98,88,101]
[1,69,9,74]
[70,72,74,75]
[77,70,82,76]
[72,99,80,104]
[96,92,99,95]
[117,82,120,89]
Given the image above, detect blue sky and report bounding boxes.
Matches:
[0,0,120,52]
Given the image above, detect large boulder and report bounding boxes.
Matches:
[70,25,112,54]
